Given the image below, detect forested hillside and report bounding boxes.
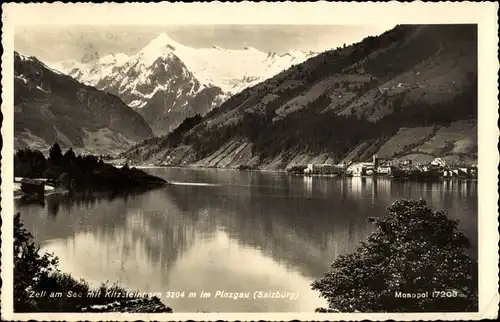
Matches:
[123,25,477,168]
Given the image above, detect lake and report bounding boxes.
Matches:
[14,167,478,312]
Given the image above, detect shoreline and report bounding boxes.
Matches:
[130,164,287,173]
[130,165,478,182]
[14,189,69,200]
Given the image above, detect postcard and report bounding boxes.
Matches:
[1,2,498,321]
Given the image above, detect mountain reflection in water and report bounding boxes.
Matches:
[15,168,477,312]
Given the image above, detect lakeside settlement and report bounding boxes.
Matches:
[286,155,477,180]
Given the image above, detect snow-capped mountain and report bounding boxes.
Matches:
[48,33,317,135]
[123,25,478,169]
[51,52,130,87]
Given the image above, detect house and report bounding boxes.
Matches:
[401,160,413,166]
[348,162,374,177]
[431,158,446,167]
[377,166,392,175]
[443,170,453,177]
[305,164,343,175]
[385,159,400,166]
[346,155,380,177]
[336,162,349,169]
[348,163,363,176]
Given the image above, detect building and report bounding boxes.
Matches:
[377,166,392,175]
[347,162,375,177]
[401,160,413,166]
[336,162,349,169]
[372,155,379,168]
[304,164,343,175]
[431,158,446,167]
[345,154,383,177]
[345,155,381,177]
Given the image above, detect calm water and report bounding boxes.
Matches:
[14,168,477,312]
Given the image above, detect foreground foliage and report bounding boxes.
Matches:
[14,213,171,312]
[312,199,477,312]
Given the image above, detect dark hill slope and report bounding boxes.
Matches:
[14,52,153,155]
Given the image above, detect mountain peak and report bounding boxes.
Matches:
[138,33,185,65]
[288,49,305,55]
[121,25,478,169]
[143,33,183,52]
[150,33,178,46]
[284,49,316,58]
[100,52,129,65]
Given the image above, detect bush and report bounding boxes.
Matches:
[14,213,59,311]
[311,199,477,312]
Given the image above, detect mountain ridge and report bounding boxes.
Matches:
[48,33,317,135]
[14,51,154,155]
[122,24,477,168]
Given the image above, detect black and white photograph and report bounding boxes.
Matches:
[1,2,498,321]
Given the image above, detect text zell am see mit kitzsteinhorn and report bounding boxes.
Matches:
[30,290,300,300]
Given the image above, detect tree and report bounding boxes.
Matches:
[14,213,59,312]
[49,143,63,162]
[311,199,477,312]
[14,149,47,178]
[64,147,76,160]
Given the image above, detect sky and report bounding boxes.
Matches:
[14,24,395,63]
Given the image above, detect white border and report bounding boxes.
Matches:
[1,2,499,321]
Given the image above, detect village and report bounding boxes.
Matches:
[287,155,477,180]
